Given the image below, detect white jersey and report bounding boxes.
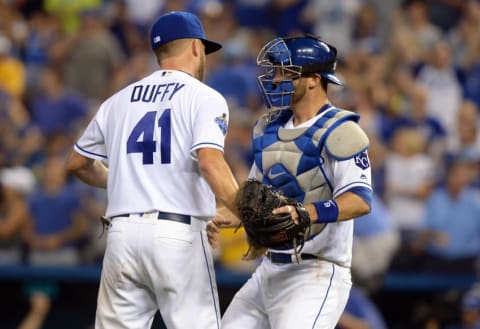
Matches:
[74,70,229,218]
[249,110,372,267]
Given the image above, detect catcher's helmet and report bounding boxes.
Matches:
[257,35,343,112]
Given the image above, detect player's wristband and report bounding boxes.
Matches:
[313,200,339,223]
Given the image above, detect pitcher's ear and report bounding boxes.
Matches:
[192,39,203,57]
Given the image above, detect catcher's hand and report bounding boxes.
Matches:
[235,179,311,259]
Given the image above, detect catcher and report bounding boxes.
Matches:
[207,35,372,329]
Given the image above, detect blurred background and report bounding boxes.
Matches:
[0,0,479,328]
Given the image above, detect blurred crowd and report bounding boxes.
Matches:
[0,0,479,328]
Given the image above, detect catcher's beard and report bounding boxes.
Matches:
[292,77,307,105]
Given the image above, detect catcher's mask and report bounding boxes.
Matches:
[257,35,343,120]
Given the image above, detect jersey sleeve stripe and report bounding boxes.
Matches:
[74,143,108,160]
[191,142,224,152]
[333,181,372,198]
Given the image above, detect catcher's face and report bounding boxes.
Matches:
[257,38,301,112]
[259,65,300,107]
[271,66,301,82]
[291,76,308,105]
[271,69,308,106]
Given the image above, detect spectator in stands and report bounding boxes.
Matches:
[352,194,400,291]
[352,3,381,56]
[231,0,271,29]
[206,30,262,109]
[459,1,480,110]
[50,8,125,102]
[447,100,480,163]
[426,0,463,33]
[23,10,60,101]
[43,0,102,34]
[0,90,44,167]
[270,0,309,37]
[463,52,480,111]
[447,0,480,74]
[30,66,88,137]
[447,0,480,110]
[0,2,29,49]
[390,0,442,65]
[301,0,361,55]
[407,158,480,274]
[122,0,165,29]
[385,127,435,235]
[364,0,402,48]
[19,155,88,329]
[107,0,145,58]
[0,167,35,264]
[349,86,385,139]
[23,155,88,265]
[388,83,447,164]
[415,40,463,142]
[0,33,25,99]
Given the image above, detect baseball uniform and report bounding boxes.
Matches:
[75,69,228,329]
[222,105,372,329]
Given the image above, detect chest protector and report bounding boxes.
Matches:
[252,107,368,204]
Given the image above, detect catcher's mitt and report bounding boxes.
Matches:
[236,179,311,258]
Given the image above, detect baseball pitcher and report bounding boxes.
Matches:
[67,11,238,329]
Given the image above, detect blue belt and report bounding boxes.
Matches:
[267,252,318,264]
[111,212,191,224]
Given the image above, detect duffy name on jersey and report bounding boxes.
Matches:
[130,83,185,103]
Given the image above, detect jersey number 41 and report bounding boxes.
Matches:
[127,110,171,164]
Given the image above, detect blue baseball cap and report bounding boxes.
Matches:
[150,11,222,55]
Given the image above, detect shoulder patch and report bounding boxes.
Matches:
[215,113,228,135]
[354,151,370,169]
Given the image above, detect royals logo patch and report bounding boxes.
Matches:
[354,151,370,170]
[215,113,228,135]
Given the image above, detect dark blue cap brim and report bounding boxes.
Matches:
[202,39,222,55]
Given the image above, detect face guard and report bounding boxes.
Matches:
[256,35,344,121]
[257,38,302,117]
